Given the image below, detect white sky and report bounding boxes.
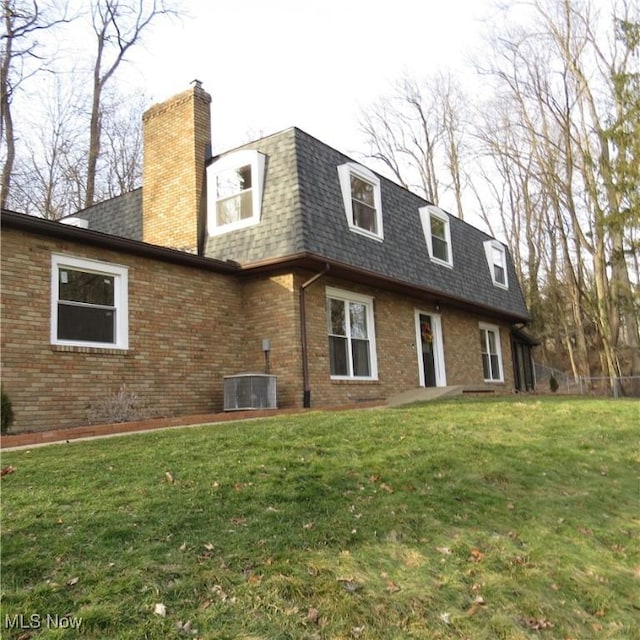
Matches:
[124,0,495,157]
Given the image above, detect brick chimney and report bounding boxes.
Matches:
[142,81,212,252]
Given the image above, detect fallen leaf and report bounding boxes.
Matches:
[386,580,401,593]
[229,517,247,526]
[203,542,214,551]
[154,603,167,617]
[307,607,320,623]
[66,576,79,587]
[338,577,362,593]
[351,626,365,638]
[380,482,394,493]
[436,546,452,555]
[176,620,193,634]
[439,612,451,624]
[165,471,175,484]
[507,502,515,510]
[469,548,485,563]
[523,617,553,630]
[179,542,187,551]
[303,521,315,530]
[247,574,262,585]
[1,465,16,477]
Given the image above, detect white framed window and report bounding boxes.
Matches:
[337,163,383,240]
[419,205,453,267]
[326,287,378,380]
[51,254,129,349]
[484,240,509,288]
[207,150,266,235]
[479,323,503,382]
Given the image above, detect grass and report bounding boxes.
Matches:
[1,396,638,639]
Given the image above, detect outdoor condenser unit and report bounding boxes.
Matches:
[223,373,277,411]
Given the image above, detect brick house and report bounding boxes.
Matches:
[1,83,536,433]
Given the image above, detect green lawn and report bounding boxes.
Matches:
[1,397,638,639]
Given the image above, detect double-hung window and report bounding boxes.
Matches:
[216,164,253,226]
[207,150,266,235]
[419,206,453,267]
[326,287,378,379]
[484,240,509,288]
[479,323,503,382]
[337,163,383,240]
[51,254,128,349]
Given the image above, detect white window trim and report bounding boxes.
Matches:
[337,162,384,241]
[326,286,378,380]
[414,310,447,387]
[483,240,509,289]
[206,149,266,236]
[479,322,504,383]
[419,205,453,268]
[51,254,129,350]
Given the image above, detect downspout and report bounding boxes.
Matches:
[299,263,330,408]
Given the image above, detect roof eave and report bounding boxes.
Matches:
[1,210,239,274]
[237,251,532,324]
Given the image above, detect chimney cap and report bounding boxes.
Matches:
[190,78,203,89]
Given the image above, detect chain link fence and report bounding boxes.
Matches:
[534,363,640,398]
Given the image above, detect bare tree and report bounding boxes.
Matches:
[476,0,639,386]
[1,0,70,208]
[359,73,469,214]
[100,86,144,197]
[84,0,176,208]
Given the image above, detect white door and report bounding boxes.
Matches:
[415,311,446,387]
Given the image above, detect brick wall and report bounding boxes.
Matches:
[237,273,302,408]
[1,228,242,433]
[1,229,516,433]
[142,84,211,252]
[300,273,514,407]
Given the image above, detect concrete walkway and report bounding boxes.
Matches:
[386,385,465,407]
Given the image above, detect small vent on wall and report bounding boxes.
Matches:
[223,374,277,411]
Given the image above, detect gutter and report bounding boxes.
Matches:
[299,263,330,408]
[239,251,531,324]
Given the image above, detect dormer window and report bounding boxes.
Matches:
[337,163,383,240]
[207,150,266,235]
[484,240,509,289]
[419,206,453,267]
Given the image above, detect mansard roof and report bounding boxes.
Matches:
[204,127,530,321]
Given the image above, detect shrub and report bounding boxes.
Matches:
[549,374,559,393]
[86,385,149,424]
[1,386,15,434]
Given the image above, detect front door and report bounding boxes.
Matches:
[415,311,446,387]
[419,314,437,387]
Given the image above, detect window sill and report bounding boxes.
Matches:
[51,344,130,356]
[348,226,384,242]
[330,378,380,384]
[430,257,454,269]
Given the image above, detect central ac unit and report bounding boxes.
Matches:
[223,373,277,411]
